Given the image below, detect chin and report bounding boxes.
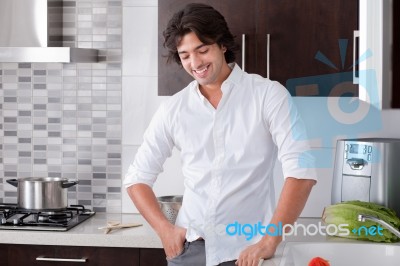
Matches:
[196,79,210,86]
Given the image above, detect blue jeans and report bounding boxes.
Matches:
[167,240,235,266]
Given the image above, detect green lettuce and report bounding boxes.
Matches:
[322,201,400,242]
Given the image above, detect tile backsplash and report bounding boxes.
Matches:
[0,0,122,212]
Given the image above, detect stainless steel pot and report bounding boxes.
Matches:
[6,177,79,210]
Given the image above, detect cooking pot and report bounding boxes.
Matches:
[6,177,79,210]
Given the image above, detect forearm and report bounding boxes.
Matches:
[264,177,316,245]
[126,183,171,234]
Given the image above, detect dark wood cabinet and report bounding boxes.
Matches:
[0,244,166,266]
[158,0,358,97]
[140,248,168,266]
[0,244,9,265]
[257,0,358,94]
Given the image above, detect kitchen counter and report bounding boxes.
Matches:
[1,215,398,265]
[0,214,323,249]
[0,213,163,248]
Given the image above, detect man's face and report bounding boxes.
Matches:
[177,32,228,87]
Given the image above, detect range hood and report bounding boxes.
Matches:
[0,0,98,63]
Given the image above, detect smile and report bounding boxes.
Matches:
[193,65,209,76]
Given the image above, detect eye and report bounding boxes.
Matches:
[199,48,208,54]
[179,54,189,60]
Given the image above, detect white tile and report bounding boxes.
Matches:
[123,0,158,7]
[122,146,185,213]
[123,7,158,76]
[122,76,168,145]
[301,167,334,217]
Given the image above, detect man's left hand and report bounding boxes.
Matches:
[235,238,277,266]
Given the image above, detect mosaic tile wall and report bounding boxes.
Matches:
[0,0,123,213]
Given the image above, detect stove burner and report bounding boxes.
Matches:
[37,211,72,224]
[0,204,95,231]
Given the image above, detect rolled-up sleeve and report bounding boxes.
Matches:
[123,102,175,188]
[264,82,317,181]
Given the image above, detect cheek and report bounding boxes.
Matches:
[181,61,192,73]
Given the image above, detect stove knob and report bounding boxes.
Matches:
[13,219,20,225]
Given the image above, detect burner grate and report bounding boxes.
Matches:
[0,204,95,231]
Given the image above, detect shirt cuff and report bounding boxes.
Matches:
[282,152,318,181]
[123,165,157,188]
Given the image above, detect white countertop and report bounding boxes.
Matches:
[0,213,163,248]
[1,215,398,265]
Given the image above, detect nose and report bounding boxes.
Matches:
[190,54,203,70]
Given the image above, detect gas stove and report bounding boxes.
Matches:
[0,204,95,231]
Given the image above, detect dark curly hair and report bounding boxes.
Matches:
[163,3,239,66]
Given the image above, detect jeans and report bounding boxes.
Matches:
[167,240,236,266]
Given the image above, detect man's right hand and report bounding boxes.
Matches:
[126,184,187,259]
[159,223,187,259]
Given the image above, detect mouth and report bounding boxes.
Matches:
[192,64,209,78]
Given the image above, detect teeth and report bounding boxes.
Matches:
[194,66,207,74]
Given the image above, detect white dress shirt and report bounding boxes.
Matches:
[124,64,317,265]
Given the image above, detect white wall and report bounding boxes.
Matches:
[121,0,400,217]
[121,0,185,213]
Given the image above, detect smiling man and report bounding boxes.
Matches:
[124,3,317,266]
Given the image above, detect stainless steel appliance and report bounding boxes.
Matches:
[0,0,97,62]
[0,204,95,231]
[7,177,79,210]
[332,138,400,216]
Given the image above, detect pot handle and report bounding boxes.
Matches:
[62,180,80,189]
[6,179,18,187]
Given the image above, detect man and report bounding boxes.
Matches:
[124,3,317,266]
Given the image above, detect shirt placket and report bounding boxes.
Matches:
[205,86,230,264]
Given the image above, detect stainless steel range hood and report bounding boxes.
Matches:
[0,0,98,63]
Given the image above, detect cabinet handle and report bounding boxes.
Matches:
[353,30,360,84]
[266,34,270,79]
[242,34,246,71]
[36,256,87,263]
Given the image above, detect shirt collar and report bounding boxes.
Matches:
[191,63,244,98]
[224,63,243,87]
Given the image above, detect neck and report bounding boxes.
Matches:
[199,86,222,109]
[199,63,232,108]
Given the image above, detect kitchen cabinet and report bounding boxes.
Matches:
[158,0,358,97]
[140,248,169,265]
[0,245,8,265]
[257,0,358,96]
[0,244,167,266]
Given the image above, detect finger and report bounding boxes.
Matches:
[166,248,182,260]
